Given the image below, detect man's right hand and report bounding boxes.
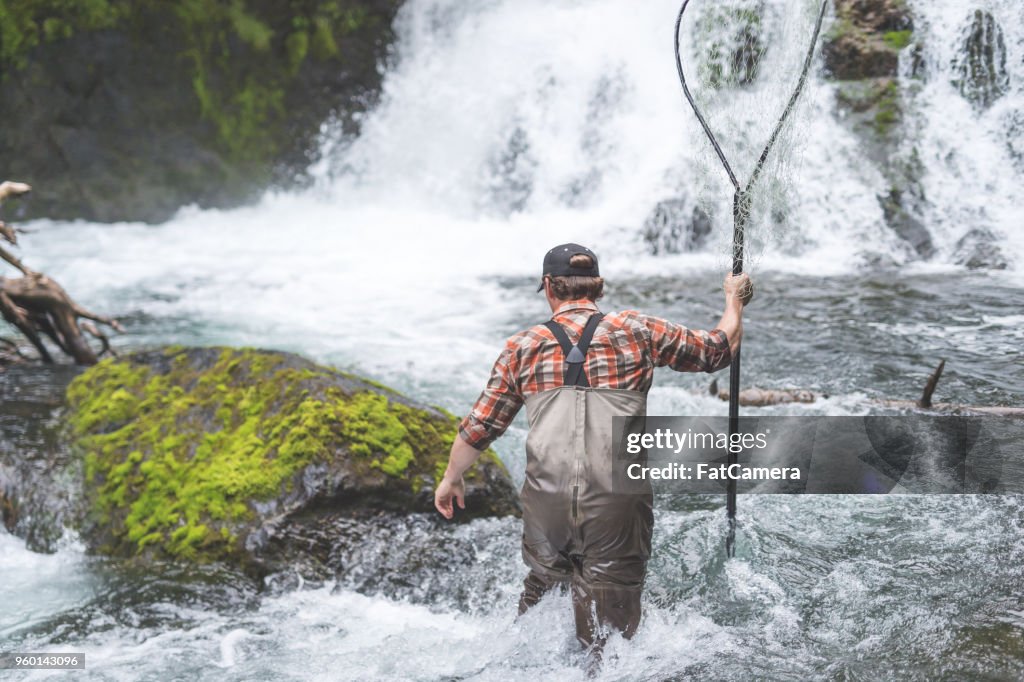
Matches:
[434,474,466,520]
[724,272,754,307]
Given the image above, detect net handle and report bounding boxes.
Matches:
[673,0,829,558]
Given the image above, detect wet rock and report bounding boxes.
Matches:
[952,10,1010,111]
[1007,110,1024,174]
[0,363,86,552]
[825,0,915,142]
[835,78,903,138]
[62,347,520,572]
[824,0,913,80]
[881,186,934,259]
[0,1,403,223]
[824,2,940,263]
[953,228,1008,270]
[642,199,713,255]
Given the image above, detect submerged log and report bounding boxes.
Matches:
[708,361,1024,417]
[708,378,824,406]
[0,181,121,366]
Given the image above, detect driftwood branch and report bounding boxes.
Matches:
[0,181,120,366]
[709,377,822,407]
[918,359,945,408]
[709,360,1023,417]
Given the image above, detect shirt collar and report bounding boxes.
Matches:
[552,299,600,317]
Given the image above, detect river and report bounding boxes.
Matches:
[1,0,1023,679]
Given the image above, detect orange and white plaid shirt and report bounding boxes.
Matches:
[458,299,731,450]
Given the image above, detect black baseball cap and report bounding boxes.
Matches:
[538,243,600,291]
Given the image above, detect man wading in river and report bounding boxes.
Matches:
[435,243,751,657]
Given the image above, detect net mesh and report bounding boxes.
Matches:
[677,0,826,271]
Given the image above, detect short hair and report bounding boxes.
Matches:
[546,254,604,301]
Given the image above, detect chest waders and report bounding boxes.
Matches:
[516,313,654,651]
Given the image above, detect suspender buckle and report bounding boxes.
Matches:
[543,312,605,388]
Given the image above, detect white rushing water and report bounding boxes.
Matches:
[17,0,1023,395]
[5,0,1024,679]
[17,0,1024,395]
[904,0,1024,264]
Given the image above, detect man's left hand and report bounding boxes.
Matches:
[434,474,466,519]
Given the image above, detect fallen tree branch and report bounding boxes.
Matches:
[709,378,823,406]
[0,181,120,365]
[708,361,1023,417]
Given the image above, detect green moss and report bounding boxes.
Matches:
[0,0,123,70]
[66,348,476,562]
[225,0,272,51]
[826,16,857,43]
[0,0,383,163]
[310,16,338,59]
[285,30,310,74]
[873,81,902,136]
[883,30,913,51]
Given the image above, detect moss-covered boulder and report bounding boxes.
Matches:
[823,0,936,262]
[824,0,913,80]
[825,0,914,143]
[64,347,519,571]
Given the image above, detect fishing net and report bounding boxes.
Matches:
[675,0,827,271]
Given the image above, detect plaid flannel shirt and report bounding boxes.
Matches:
[458,299,732,450]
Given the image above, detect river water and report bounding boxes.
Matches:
[2,0,1023,679]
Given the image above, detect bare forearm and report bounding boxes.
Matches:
[443,434,483,480]
[716,294,745,358]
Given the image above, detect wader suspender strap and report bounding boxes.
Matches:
[544,313,605,388]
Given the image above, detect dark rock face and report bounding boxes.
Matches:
[0,1,403,223]
[953,228,1008,270]
[1007,110,1024,174]
[881,186,934,259]
[952,10,1010,111]
[0,364,86,552]
[642,198,713,255]
[824,0,937,262]
[824,0,912,80]
[825,0,914,137]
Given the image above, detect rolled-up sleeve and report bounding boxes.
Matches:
[458,344,524,450]
[642,314,731,373]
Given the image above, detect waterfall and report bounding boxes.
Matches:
[17,0,1023,394]
[307,0,1023,273]
[903,0,1023,269]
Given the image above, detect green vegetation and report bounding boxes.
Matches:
[826,16,857,45]
[835,78,903,137]
[873,80,901,136]
[882,30,913,50]
[0,0,123,69]
[65,348,489,561]
[0,0,379,162]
